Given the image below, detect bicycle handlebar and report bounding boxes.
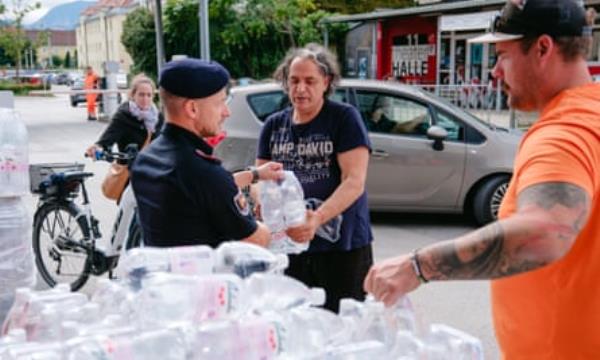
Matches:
[84,149,137,164]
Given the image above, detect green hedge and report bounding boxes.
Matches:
[0,81,45,95]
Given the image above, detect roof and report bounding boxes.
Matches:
[81,0,135,17]
[25,30,76,46]
[322,0,600,24]
[321,0,505,24]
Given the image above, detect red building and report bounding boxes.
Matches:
[323,0,600,85]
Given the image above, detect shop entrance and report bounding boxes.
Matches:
[439,33,495,86]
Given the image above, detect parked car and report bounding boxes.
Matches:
[69,79,122,108]
[214,79,522,225]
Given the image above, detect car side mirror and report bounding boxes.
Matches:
[427,125,448,151]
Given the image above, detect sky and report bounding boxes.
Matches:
[2,0,77,24]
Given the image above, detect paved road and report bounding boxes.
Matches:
[14,88,500,358]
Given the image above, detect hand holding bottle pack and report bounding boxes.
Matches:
[259,171,309,254]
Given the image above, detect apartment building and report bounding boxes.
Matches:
[76,0,138,74]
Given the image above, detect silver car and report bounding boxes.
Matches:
[215,79,522,225]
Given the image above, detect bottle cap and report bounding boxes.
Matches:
[310,288,326,306]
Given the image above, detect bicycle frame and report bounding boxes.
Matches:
[34,171,141,279]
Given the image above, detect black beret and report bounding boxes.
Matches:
[158,58,230,99]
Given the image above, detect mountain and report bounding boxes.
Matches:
[27,1,95,30]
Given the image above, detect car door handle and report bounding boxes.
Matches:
[371,149,389,159]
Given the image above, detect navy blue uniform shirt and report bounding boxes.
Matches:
[131,123,257,247]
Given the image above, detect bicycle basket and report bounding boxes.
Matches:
[29,163,85,194]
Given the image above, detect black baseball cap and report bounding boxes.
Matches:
[469,0,591,44]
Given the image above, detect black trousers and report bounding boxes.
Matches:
[285,244,373,313]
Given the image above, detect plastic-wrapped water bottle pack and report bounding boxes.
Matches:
[260,171,310,254]
[0,242,484,359]
[0,109,36,326]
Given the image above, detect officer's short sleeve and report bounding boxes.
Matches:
[257,115,275,160]
[200,168,258,240]
[335,104,372,153]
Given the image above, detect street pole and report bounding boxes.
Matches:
[199,0,210,60]
[153,0,166,72]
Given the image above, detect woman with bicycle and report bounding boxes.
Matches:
[85,74,163,158]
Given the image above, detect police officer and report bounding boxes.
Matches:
[131,58,282,248]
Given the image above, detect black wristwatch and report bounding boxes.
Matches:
[246,166,260,184]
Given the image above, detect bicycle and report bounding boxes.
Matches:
[29,148,143,291]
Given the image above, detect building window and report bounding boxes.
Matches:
[590,27,600,62]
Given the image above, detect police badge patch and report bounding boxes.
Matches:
[233,191,250,216]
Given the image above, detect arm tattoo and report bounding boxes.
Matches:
[517,182,589,233]
[419,182,590,281]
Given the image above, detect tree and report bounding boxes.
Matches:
[123,0,347,80]
[121,7,157,79]
[0,0,40,78]
[64,50,71,68]
[51,54,62,68]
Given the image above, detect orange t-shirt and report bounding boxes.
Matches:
[493,83,600,359]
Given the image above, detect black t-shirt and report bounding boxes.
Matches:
[131,124,257,247]
[257,99,373,252]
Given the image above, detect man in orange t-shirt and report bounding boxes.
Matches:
[363,1,600,358]
[84,66,99,121]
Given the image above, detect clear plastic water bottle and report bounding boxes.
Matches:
[65,328,187,360]
[90,279,136,318]
[0,342,63,360]
[192,308,343,360]
[245,273,325,313]
[0,109,29,197]
[308,340,387,360]
[338,295,417,348]
[260,174,308,254]
[136,273,245,328]
[119,245,214,282]
[424,323,484,360]
[192,317,283,360]
[21,293,88,341]
[280,171,306,227]
[213,241,289,278]
[2,285,70,335]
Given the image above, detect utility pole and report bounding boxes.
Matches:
[153,0,166,72]
[199,0,210,60]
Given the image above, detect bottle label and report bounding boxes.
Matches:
[241,320,282,358]
[169,249,213,275]
[192,278,238,322]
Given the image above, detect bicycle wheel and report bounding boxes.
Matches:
[32,202,92,291]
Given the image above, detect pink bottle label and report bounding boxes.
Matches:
[192,278,236,322]
[240,320,281,359]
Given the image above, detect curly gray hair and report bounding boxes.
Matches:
[273,43,341,97]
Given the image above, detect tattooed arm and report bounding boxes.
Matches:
[364,182,591,306]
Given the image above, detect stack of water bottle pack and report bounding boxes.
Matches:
[0,109,36,325]
[0,241,484,359]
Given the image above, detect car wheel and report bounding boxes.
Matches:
[71,100,77,107]
[472,175,510,225]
